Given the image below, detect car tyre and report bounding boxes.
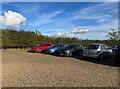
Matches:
[115,61,120,67]
[69,52,73,57]
[83,56,87,59]
[53,50,58,55]
[99,55,103,61]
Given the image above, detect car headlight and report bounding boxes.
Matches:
[50,49,54,52]
[96,51,101,55]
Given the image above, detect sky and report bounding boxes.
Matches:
[0,2,118,40]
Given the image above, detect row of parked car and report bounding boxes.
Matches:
[30,43,120,66]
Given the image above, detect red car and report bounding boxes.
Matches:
[31,44,53,53]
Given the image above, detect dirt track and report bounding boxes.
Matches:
[2,49,119,87]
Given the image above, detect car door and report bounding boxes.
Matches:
[101,45,110,57]
[104,45,111,56]
[100,45,107,56]
[73,45,82,55]
[45,44,49,49]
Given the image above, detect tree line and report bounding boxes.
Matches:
[1,29,120,49]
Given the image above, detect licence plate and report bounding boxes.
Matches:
[60,54,63,55]
[88,52,94,55]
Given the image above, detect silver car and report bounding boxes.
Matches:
[83,43,112,60]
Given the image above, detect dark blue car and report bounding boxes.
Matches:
[112,44,120,54]
[112,44,120,66]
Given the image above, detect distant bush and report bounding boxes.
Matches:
[1,29,119,49]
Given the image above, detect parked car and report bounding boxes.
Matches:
[45,44,66,54]
[83,43,112,60]
[113,44,120,66]
[58,43,84,57]
[30,43,52,53]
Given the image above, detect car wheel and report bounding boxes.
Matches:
[53,50,58,55]
[80,51,83,56]
[115,61,120,67]
[69,52,73,57]
[99,55,103,61]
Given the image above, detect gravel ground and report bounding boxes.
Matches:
[0,49,2,88]
[2,49,119,87]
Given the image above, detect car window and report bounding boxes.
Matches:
[101,45,109,50]
[114,44,120,48]
[105,45,109,50]
[37,44,42,46]
[50,44,59,48]
[65,44,75,49]
[43,44,46,46]
[73,45,77,49]
[45,44,51,46]
[79,45,83,48]
[116,46,120,52]
[86,45,99,50]
[101,45,105,49]
[76,45,81,48]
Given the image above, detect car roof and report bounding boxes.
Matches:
[90,43,106,45]
[113,44,120,46]
[66,43,80,46]
[115,44,120,48]
[68,43,82,45]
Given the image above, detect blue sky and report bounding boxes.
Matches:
[1,2,118,40]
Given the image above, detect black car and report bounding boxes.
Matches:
[58,43,84,57]
[113,44,120,66]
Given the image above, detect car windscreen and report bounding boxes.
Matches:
[64,44,75,49]
[51,45,58,48]
[117,46,120,52]
[60,44,66,47]
[86,45,99,50]
[50,44,59,48]
[113,44,120,48]
[35,44,42,46]
[38,44,42,46]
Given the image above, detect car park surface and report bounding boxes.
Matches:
[2,49,119,87]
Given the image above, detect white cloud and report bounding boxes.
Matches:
[70,28,91,34]
[0,16,5,24]
[55,19,118,40]
[55,11,63,14]
[56,32,64,37]
[79,20,118,40]
[55,28,91,38]
[0,10,26,27]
